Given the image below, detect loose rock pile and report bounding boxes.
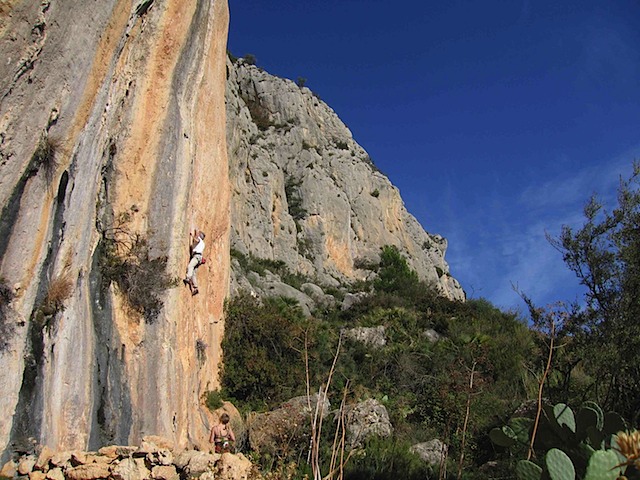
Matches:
[0,436,256,480]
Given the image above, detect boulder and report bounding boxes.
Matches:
[111,458,150,480]
[173,451,217,477]
[146,449,173,467]
[345,398,393,447]
[84,454,112,465]
[65,463,111,480]
[35,446,55,471]
[343,325,386,348]
[97,446,138,459]
[422,329,442,343]
[261,277,314,316]
[301,283,336,309]
[18,455,37,475]
[45,467,65,480]
[50,452,72,468]
[151,465,180,480]
[341,293,368,311]
[28,471,46,480]
[70,452,88,466]
[215,452,255,480]
[248,394,330,454]
[142,436,175,451]
[410,439,448,466]
[0,460,16,479]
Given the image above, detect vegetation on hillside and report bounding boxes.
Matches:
[220,163,640,478]
[222,245,535,477]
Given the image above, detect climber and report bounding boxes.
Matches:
[184,229,205,296]
[209,413,236,453]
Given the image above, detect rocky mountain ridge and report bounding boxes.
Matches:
[226,59,464,307]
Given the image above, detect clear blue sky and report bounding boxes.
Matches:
[228,0,640,311]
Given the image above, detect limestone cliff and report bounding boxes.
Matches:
[0,0,230,460]
[226,60,464,306]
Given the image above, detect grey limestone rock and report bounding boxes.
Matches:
[410,439,448,467]
[341,292,368,311]
[345,398,393,447]
[226,60,465,306]
[344,326,387,348]
[423,328,443,343]
[248,394,330,455]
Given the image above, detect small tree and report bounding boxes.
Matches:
[548,162,640,422]
[374,245,420,296]
[242,53,257,65]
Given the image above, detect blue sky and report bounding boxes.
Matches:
[228,0,640,311]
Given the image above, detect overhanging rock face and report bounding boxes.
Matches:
[0,0,230,460]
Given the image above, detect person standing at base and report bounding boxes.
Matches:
[209,413,236,453]
[184,229,205,296]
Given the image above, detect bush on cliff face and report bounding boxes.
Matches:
[39,273,73,316]
[0,277,15,351]
[99,214,176,324]
[32,134,61,186]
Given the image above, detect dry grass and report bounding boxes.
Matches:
[33,134,61,186]
[41,273,73,315]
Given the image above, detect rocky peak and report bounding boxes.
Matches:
[226,60,464,302]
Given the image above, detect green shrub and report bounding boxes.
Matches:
[373,245,420,297]
[230,248,247,266]
[204,389,224,412]
[285,178,307,221]
[343,437,433,480]
[243,53,257,65]
[231,249,311,289]
[370,189,380,198]
[221,293,315,410]
[196,339,207,366]
[296,236,314,262]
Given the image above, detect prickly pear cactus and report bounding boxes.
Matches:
[554,403,576,433]
[490,400,630,480]
[516,459,543,480]
[583,450,621,480]
[490,425,517,447]
[546,448,575,480]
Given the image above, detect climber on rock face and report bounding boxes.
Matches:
[184,229,205,296]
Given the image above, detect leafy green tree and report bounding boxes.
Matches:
[549,162,640,423]
[221,294,310,410]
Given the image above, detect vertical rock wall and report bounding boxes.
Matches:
[0,0,229,460]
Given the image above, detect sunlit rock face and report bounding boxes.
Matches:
[0,0,230,460]
[226,60,464,302]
